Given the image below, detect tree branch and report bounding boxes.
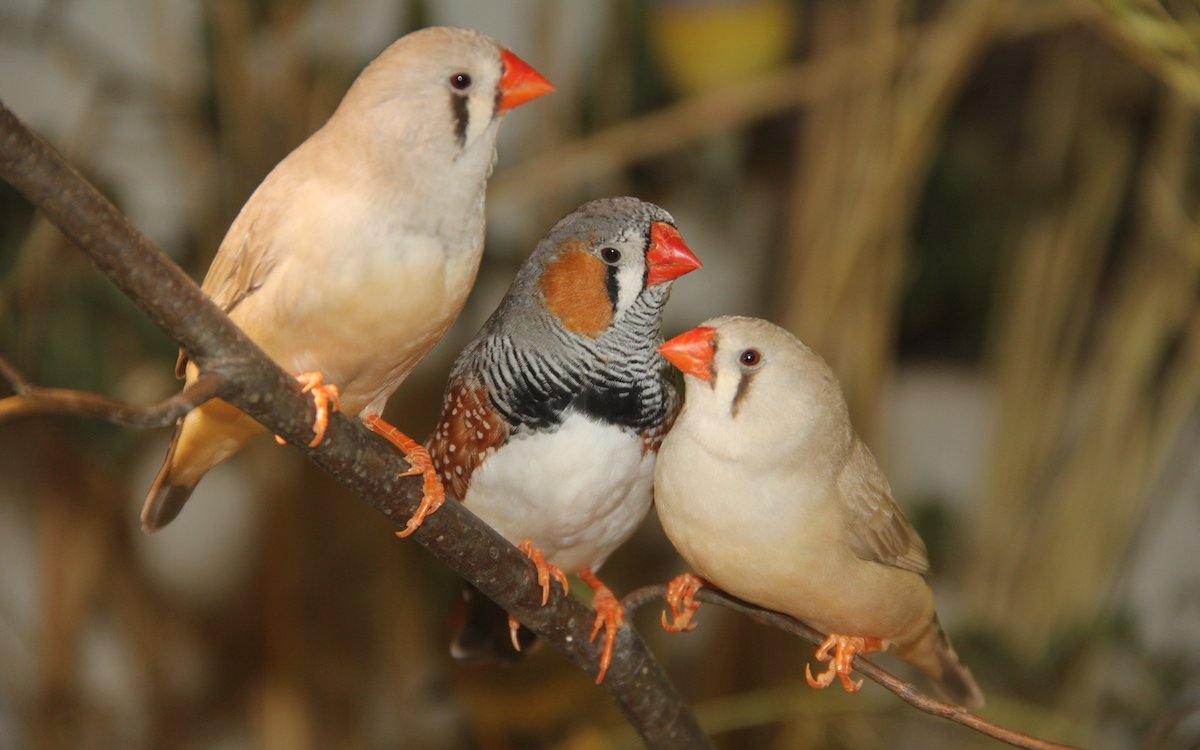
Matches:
[0,360,227,427]
[0,99,712,750]
[623,585,1086,750]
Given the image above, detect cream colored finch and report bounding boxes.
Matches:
[142,26,553,533]
[654,316,984,708]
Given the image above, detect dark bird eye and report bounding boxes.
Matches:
[600,247,621,264]
[450,73,472,90]
[739,349,762,367]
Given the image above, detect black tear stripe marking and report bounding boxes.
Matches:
[604,265,619,310]
[451,92,469,147]
[731,370,757,418]
[640,224,652,290]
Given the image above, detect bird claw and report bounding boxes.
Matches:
[804,633,882,694]
[579,568,624,684]
[503,543,567,659]
[363,415,446,538]
[274,371,341,447]
[507,613,523,652]
[661,572,706,633]
[518,540,569,605]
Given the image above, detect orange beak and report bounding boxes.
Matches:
[497,49,555,113]
[659,326,716,383]
[646,223,703,287]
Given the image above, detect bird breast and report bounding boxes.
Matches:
[655,428,934,640]
[656,428,836,598]
[236,183,485,419]
[462,412,657,572]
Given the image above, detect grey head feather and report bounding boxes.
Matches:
[449,197,683,433]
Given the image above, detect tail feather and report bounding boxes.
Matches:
[931,627,985,709]
[141,420,196,533]
[900,616,985,710]
[449,584,537,662]
[140,400,260,533]
[141,479,196,533]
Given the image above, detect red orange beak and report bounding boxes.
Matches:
[659,326,716,383]
[497,50,555,113]
[647,223,703,287]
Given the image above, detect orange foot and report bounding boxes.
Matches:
[804,633,885,693]
[661,572,707,633]
[275,371,341,448]
[364,415,445,538]
[506,541,570,653]
[579,568,625,685]
[518,540,570,605]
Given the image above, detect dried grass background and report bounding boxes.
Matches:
[1,0,1198,748]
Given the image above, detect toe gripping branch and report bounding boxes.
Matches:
[657,575,885,697]
[364,414,446,538]
[805,633,885,693]
[502,548,625,684]
[518,540,570,605]
[579,568,625,685]
[506,541,570,653]
[661,572,706,633]
[275,371,341,448]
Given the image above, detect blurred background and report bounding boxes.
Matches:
[2,0,1199,747]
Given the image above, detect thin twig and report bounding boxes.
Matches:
[0,360,226,427]
[0,99,711,749]
[623,584,1087,750]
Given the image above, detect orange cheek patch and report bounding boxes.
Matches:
[540,250,613,338]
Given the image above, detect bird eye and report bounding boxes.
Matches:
[739,349,762,367]
[600,247,621,264]
[450,72,472,90]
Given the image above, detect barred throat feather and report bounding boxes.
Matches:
[427,261,680,501]
[478,284,675,435]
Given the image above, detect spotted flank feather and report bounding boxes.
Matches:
[427,381,509,502]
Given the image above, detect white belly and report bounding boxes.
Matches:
[462,412,656,572]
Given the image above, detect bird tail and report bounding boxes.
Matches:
[899,615,985,710]
[141,420,197,532]
[140,399,260,533]
[449,584,537,662]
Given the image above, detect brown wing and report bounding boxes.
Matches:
[838,438,930,576]
[175,214,279,377]
[201,214,279,316]
[426,382,511,502]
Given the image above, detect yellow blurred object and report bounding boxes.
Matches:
[651,0,797,95]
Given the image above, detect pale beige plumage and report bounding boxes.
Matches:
[655,315,983,708]
[142,26,552,532]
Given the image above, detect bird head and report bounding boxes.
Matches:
[338,27,553,155]
[533,197,702,340]
[660,316,852,460]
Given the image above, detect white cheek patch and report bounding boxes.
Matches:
[612,250,647,319]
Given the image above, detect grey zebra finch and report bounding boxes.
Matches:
[426,197,702,683]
